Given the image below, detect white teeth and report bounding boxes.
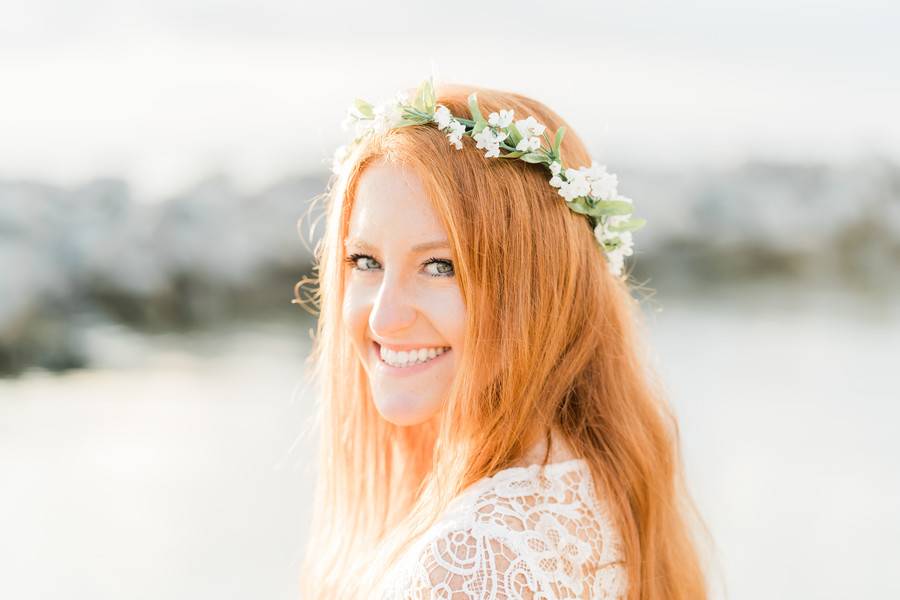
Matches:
[379,344,449,368]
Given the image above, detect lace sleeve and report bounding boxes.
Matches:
[379,460,628,600]
[394,525,543,599]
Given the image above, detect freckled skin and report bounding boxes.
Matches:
[342,160,466,427]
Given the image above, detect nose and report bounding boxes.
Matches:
[368,270,417,338]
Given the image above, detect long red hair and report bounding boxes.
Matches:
[295,82,714,599]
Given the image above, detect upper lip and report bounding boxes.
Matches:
[372,340,450,352]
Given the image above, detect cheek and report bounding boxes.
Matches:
[425,286,466,350]
[342,286,371,352]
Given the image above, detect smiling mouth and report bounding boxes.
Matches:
[372,341,451,369]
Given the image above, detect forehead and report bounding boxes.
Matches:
[346,159,446,242]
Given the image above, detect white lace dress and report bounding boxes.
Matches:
[376,458,628,599]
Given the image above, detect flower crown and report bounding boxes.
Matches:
[331,77,646,278]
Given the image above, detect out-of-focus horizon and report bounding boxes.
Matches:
[2,1,900,200]
[2,2,899,600]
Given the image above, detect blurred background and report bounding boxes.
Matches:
[1,1,898,598]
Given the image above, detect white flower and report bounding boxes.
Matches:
[353,119,372,139]
[607,213,629,228]
[516,136,542,152]
[584,161,607,180]
[514,116,546,138]
[593,221,613,245]
[618,231,634,256]
[341,111,357,132]
[594,224,634,277]
[595,219,635,245]
[558,179,590,202]
[589,172,618,200]
[557,169,590,202]
[370,115,390,134]
[473,127,508,158]
[446,120,466,150]
[331,144,350,175]
[488,109,514,128]
[370,99,405,134]
[594,222,625,277]
[605,248,626,277]
[553,161,621,200]
[548,159,564,188]
[434,105,453,130]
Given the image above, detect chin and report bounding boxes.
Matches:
[373,393,439,427]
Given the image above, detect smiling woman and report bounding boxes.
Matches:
[294,81,711,600]
[341,159,465,427]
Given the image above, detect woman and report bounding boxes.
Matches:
[294,79,712,599]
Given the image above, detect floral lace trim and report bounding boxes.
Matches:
[378,458,627,599]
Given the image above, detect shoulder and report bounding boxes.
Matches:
[380,459,628,600]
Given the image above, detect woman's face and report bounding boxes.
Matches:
[342,159,465,427]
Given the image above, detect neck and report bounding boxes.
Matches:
[512,426,578,468]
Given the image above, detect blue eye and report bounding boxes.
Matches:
[423,257,455,278]
[343,253,455,278]
[344,253,380,271]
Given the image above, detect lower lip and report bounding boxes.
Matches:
[372,342,451,377]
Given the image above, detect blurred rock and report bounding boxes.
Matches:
[1,157,898,376]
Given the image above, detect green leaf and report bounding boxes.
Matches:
[601,237,621,252]
[413,77,436,113]
[520,152,550,164]
[412,87,426,112]
[552,126,566,156]
[424,77,436,113]
[393,116,432,127]
[467,92,484,122]
[401,107,433,123]
[468,92,488,134]
[586,200,634,217]
[505,122,523,147]
[608,217,646,232]
[499,151,526,159]
[354,98,374,118]
[565,198,591,215]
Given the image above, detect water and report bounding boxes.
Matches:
[0,321,318,599]
[1,289,898,599]
[641,288,900,599]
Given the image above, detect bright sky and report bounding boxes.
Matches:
[2,0,898,201]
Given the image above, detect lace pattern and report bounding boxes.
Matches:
[377,459,627,599]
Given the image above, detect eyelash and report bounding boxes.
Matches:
[343,253,455,278]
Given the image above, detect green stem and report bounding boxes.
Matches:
[405,105,478,128]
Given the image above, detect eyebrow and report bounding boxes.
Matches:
[344,238,451,253]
